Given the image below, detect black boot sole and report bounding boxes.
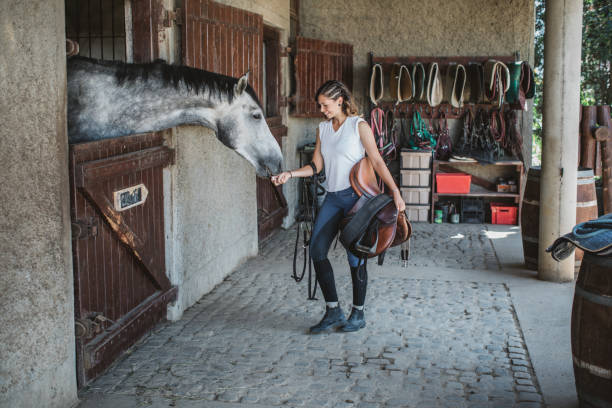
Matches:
[309,320,347,334]
[340,321,366,332]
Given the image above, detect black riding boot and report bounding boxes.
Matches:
[309,306,347,334]
[341,264,367,332]
[341,307,366,332]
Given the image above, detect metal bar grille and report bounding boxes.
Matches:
[65,0,127,61]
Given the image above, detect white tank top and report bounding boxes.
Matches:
[319,116,366,192]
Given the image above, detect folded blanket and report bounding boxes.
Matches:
[546,213,612,261]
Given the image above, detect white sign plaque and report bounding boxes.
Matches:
[113,184,148,212]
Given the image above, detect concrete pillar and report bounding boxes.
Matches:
[538,0,583,282]
[0,1,78,407]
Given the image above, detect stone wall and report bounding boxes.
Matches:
[0,1,77,407]
[298,0,535,166]
[165,0,292,318]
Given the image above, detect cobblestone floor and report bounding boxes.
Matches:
[264,223,501,271]
[80,225,543,408]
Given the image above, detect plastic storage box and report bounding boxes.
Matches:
[401,187,431,205]
[436,173,471,194]
[461,198,485,224]
[400,150,433,169]
[405,205,430,222]
[490,203,518,225]
[400,170,431,187]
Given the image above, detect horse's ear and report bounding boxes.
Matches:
[235,71,249,96]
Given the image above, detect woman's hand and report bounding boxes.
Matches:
[271,171,292,186]
[392,189,406,212]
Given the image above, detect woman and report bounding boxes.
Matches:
[272,80,405,333]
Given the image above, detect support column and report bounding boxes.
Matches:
[539,0,583,282]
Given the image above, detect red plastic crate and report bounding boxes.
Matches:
[490,203,518,225]
[436,173,471,194]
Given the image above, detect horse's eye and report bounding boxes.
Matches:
[252,112,262,120]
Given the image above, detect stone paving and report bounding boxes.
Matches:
[266,223,501,271]
[79,225,544,408]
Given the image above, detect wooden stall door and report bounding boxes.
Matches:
[70,133,177,388]
[292,36,353,117]
[183,0,287,240]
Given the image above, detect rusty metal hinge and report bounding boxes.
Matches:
[75,313,116,340]
[71,217,98,240]
[163,8,182,28]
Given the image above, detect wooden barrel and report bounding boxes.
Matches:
[521,167,541,270]
[521,168,599,271]
[571,253,612,407]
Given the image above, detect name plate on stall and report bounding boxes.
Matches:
[113,184,148,212]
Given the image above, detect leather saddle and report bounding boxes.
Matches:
[443,63,467,108]
[370,63,384,105]
[483,59,510,108]
[426,62,443,107]
[340,157,411,259]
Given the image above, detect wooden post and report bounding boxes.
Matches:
[580,106,597,169]
[598,105,612,213]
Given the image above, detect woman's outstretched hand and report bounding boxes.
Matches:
[271,171,292,186]
[392,189,406,212]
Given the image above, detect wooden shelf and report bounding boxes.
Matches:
[431,159,524,223]
[434,192,520,198]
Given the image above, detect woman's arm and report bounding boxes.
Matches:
[358,121,406,211]
[271,129,324,185]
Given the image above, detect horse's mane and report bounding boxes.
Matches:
[70,56,261,107]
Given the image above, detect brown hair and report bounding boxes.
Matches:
[314,80,359,116]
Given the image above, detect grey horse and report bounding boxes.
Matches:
[67,57,283,176]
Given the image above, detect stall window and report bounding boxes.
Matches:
[65,0,132,62]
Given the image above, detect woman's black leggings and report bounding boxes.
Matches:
[313,259,367,306]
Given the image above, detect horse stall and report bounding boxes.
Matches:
[64,0,288,387]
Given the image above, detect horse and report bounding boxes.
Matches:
[67,56,283,177]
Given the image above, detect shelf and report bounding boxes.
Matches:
[431,160,524,223]
[434,192,520,198]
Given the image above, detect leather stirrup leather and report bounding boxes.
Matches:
[483,59,510,108]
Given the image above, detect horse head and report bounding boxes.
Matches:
[215,73,283,177]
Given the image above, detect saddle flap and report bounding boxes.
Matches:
[340,194,397,259]
[350,157,381,197]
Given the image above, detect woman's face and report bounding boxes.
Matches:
[317,95,343,119]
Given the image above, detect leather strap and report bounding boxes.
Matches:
[369,63,384,105]
[426,62,443,107]
[483,60,510,108]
